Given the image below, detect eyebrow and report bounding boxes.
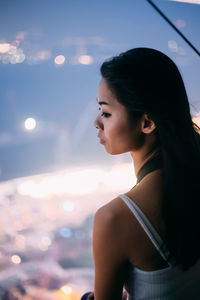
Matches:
[96,98,110,105]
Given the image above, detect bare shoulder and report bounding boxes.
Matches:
[93,196,127,239]
[93,195,141,257]
[94,195,138,233]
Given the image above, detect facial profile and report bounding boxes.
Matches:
[94,78,156,155]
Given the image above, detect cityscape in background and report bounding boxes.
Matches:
[0,162,135,298]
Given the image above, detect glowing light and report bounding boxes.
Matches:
[174,19,186,28]
[35,50,51,61]
[61,200,75,213]
[24,118,36,130]
[41,236,52,246]
[27,50,51,64]
[38,236,52,251]
[60,285,73,294]
[12,40,20,48]
[105,163,136,191]
[54,55,66,65]
[59,227,72,238]
[78,55,93,65]
[16,53,25,63]
[63,169,104,195]
[9,55,17,64]
[0,44,25,64]
[0,43,10,53]
[168,40,178,52]
[8,45,17,55]
[17,165,133,198]
[11,255,21,264]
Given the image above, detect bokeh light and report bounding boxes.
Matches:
[78,55,93,65]
[61,200,75,213]
[174,19,186,28]
[61,285,73,294]
[54,55,66,65]
[168,40,178,52]
[59,227,72,238]
[24,117,36,130]
[11,254,21,264]
[0,43,10,53]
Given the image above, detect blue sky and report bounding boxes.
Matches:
[0,0,200,181]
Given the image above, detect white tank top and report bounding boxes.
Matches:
[119,194,200,300]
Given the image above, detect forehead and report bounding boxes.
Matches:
[98,78,120,107]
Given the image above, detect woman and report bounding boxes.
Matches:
[82,48,200,300]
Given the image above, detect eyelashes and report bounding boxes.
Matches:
[101,112,111,118]
[98,108,111,118]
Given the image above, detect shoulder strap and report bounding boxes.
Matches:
[119,194,173,266]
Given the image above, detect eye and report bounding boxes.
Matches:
[98,107,111,118]
[101,112,111,118]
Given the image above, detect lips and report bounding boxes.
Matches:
[99,139,105,144]
[97,134,105,144]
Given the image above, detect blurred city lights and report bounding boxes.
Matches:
[63,169,105,195]
[35,50,51,61]
[27,50,51,65]
[24,117,36,130]
[61,285,73,294]
[41,236,52,247]
[17,165,133,199]
[61,200,75,213]
[59,227,72,238]
[174,19,186,28]
[15,234,26,250]
[0,43,10,53]
[78,55,93,65]
[16,31,25,40]
[38,236,52,251]
[11,255,21,264]
[168,40,178,52]
[54,55,66,65]
[0,43,26,64]
[105,163,136,190]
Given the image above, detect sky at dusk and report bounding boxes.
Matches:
[0,0,200,181]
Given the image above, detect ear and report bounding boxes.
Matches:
[141,113,156,134]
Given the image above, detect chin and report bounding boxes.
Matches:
[105,147,125,155]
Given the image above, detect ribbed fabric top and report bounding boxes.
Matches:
[119,194,200,300]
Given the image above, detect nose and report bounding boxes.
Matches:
[94,114,102,129]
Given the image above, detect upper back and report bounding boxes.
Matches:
[109,169,168,271]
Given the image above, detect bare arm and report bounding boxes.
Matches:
[92,205,128,300]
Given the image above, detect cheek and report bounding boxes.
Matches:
[113,121,144,151]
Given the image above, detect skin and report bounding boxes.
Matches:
[88,78,167,300]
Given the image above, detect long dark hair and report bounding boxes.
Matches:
[100,48,200,270]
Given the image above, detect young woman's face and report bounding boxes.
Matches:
[94,78,143,155]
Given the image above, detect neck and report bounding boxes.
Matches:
[130,146,160,178]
